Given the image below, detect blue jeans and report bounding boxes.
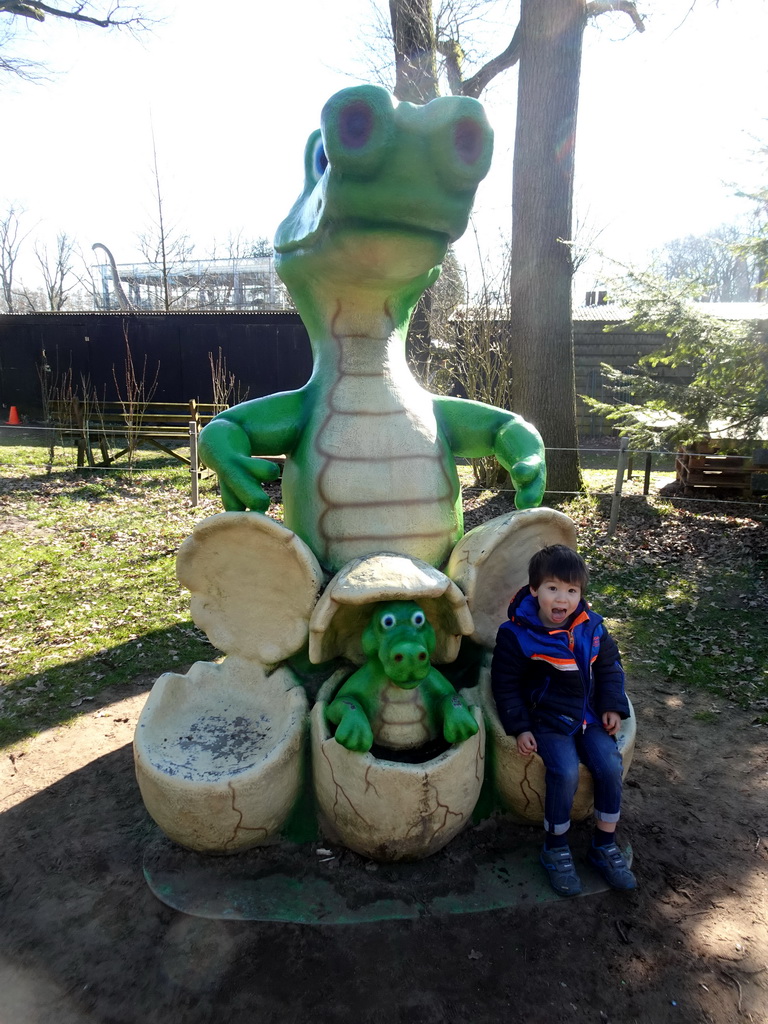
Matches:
[534,724,624,835]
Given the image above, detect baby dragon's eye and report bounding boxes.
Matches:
[380,613,396,630]
[411,610,425,627]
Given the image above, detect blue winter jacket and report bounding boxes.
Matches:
[491,586,629,737]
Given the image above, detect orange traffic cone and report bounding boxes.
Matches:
[7,406,20,425]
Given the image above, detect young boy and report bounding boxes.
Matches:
[491,544,636,896]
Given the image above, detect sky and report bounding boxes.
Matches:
[2,0,767,299]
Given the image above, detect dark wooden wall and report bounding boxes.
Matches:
[573,320,679,436]
[1,309,684,435]
[0,311,313,420]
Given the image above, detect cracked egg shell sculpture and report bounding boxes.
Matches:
[309,554,485,861]
[482,669,637,824]
[133,513,322,853]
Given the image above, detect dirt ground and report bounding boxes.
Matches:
[1,654,767,1024]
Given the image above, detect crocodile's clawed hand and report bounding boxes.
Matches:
[442,694,480,744]
[510,454,547,510]
[328,698,375,753]
[491,417,547,510]
[219,456,282,513]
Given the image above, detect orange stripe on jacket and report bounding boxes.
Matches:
[531,654,577,671]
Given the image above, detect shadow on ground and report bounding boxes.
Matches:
[1,667,767,1024]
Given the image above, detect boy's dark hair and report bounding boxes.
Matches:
[528,544,589,591]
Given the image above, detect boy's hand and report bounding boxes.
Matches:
[602,711,621,736]
[516,731,537,755]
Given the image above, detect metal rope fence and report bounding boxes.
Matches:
[2,424,766,524]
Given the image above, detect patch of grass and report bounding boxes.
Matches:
[0,444,226,744]
[558,494,768,724]
[693,710,719,723]
[1,443,766,744]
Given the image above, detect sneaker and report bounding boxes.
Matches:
[588,842,637,891]
[540,844,583,897]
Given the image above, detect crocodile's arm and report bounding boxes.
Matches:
[198,390,306,512]
[418,668,479,743]
[326,665,382,752]
[433,395,546,509]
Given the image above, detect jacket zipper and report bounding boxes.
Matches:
[567,626,589,733]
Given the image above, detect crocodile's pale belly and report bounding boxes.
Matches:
[282,317,463,570]
[371,681,435,750]
[308,372,460,569]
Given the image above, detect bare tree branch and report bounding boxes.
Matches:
[436,36,464,95]
[1,1,153,80]
[35,231,76,309]
[585,1,645,33]
[0,50,48,78]
[389,0,642,101]
[454,21,522,98]
[0,3,45,21]
[0,1,149,29]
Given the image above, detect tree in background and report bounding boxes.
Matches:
[581,270,768,450]
[733,159,768,298]
[384,0,644,496]
[388,0,439,101]
[29,232,76,310]
[133,127,202,310]
[248,236,274,259]
[654,224,759,302]
[506,0,644,495]
[0,203,286,312]
[445,242,517,486]
[0,204,30,312]
[136,227,196,310]
[1,1,151,80]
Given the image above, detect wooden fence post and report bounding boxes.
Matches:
[608,437,629,537]
[189,420,199,508]
[643,451,652,495]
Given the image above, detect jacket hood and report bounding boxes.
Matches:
[507,584,599,632]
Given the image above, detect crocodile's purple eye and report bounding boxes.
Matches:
[411,610,425,628]
[380,613,396,630]
[338,100,374,149]
[454,117,484,164]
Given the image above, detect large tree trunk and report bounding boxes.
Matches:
[508,0,585,497]
[389,0,438,103]
[389,0,440,380]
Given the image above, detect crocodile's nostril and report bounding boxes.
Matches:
[454,117,484,165]
[394,653,404,662]
[339,101,374,149]
[418,652,427,661]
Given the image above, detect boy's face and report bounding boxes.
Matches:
[530,577,582,628]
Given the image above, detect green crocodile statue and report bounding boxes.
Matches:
[325,600,479,753]
[199,84,546,573]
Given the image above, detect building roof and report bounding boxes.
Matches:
[572,303,631,321]
[574,301,768,322]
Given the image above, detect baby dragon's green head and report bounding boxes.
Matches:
[361,600,437,688]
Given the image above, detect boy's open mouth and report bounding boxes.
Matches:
[550,607,568,623]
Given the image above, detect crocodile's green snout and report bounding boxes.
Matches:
[362,602,436,688]
[274,85,494,258]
